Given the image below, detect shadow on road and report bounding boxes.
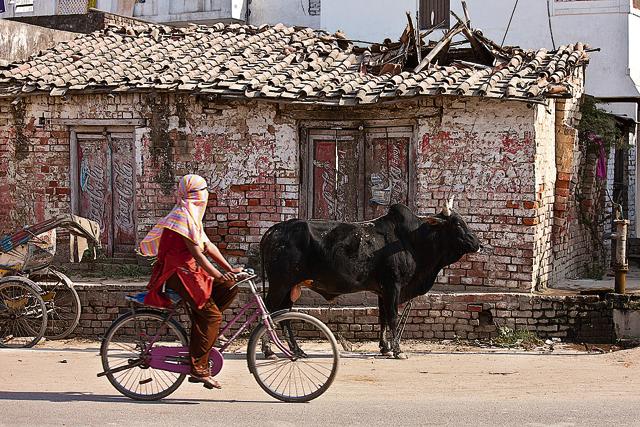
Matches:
[339,350,595,359]
[2,347,101,354]
[0,391,280,405]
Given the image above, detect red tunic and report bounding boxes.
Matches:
[144,229,213,309]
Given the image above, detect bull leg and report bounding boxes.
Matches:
[382,287,407,359]
[261,285,293,359]
[282,319,306,358]
[378,296,392,356]
[262,284,309,359]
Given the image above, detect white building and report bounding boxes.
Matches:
[0,0,245,24]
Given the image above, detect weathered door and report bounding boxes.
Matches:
[110,134,137,254]
[77,133,136,256]
[307,129,360,221]
[364,127,411,220]
[305,126,412,222]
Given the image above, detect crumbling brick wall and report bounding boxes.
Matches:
[0,91,591,292]
[0,97,72,233]
[546,72,603,285]
[73,283,619,344]
[134,95,299,265]
[0,93,299,268]
[417,97,539,291]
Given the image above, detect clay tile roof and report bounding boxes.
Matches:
[0,22,589,104]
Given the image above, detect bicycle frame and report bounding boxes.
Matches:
[139,275,295,360]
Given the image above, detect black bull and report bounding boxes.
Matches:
[260,203,482,357]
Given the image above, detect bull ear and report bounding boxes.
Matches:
[425,216,446,226]
[442,195,455,217]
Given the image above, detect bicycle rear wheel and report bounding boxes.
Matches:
[0,279,47,348]
[31,270,81,340]
[101,310,188,401]
[247,311,340,403]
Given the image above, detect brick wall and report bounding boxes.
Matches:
[0,91,589,291]
[133,94,299,266]
[416,97,539,291]
[0,97,72,233]
[532,102,557,289]
[73,283,621,344]
[0,93,299,267]
[628,143,636,238]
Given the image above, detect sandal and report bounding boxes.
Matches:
[189,375,222,390]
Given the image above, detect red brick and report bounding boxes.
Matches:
[522,218,539,226]
[229,184,251,192]
[51,130,69,139]
[554,202,567,212]
[248,199,260,206]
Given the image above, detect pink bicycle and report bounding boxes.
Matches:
[97,269,339,402]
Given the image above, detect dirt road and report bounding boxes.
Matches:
[0,340,639,426]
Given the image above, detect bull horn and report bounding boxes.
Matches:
[442,195,455,217]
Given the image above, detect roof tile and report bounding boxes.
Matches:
[0,22,588,103]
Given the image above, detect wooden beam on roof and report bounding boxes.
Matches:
[450,11,495,66]
[462,1,471,25]
[414,22,464,73]
[406,11,421,63]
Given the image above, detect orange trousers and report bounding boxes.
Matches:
[167,275,238,377]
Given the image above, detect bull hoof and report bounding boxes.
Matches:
[394,352,408,360]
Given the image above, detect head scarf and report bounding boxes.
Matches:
[139,174,210,256]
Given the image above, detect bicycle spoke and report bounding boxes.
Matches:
[102,312,187,400]
[249,313,339,402]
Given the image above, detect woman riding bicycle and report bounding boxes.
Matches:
[139,174,242,390]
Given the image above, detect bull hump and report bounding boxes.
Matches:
[387,204,416,221]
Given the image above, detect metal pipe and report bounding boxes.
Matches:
[613,219,629,294]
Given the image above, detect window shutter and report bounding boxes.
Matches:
[419,0,451,30]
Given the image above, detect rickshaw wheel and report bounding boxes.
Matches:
[0,277,48,348]
[30,270,81,340]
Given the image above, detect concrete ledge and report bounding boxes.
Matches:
[70,284,640,343]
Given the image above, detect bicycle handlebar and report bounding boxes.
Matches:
[229,268,258,289]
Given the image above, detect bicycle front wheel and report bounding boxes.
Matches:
[247,311,339,403]
[101,310,188,401]
[0,279,47,348]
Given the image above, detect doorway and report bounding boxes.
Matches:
[74,131,136,256]
[303,125,413,221]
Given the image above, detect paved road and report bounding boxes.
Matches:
[1,342,639,426]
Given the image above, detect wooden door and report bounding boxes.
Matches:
[364,127,411,220]
[78,134,113,253]
[307,129,360,221]
[77,133,136,256]
[110,134,136,254]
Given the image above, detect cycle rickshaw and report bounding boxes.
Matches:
[0,215,100,348]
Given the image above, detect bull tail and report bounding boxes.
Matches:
[260,225,276,301]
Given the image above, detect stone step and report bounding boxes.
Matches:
[98,257,139,265]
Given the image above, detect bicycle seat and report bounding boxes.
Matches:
[125,289,182,305]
